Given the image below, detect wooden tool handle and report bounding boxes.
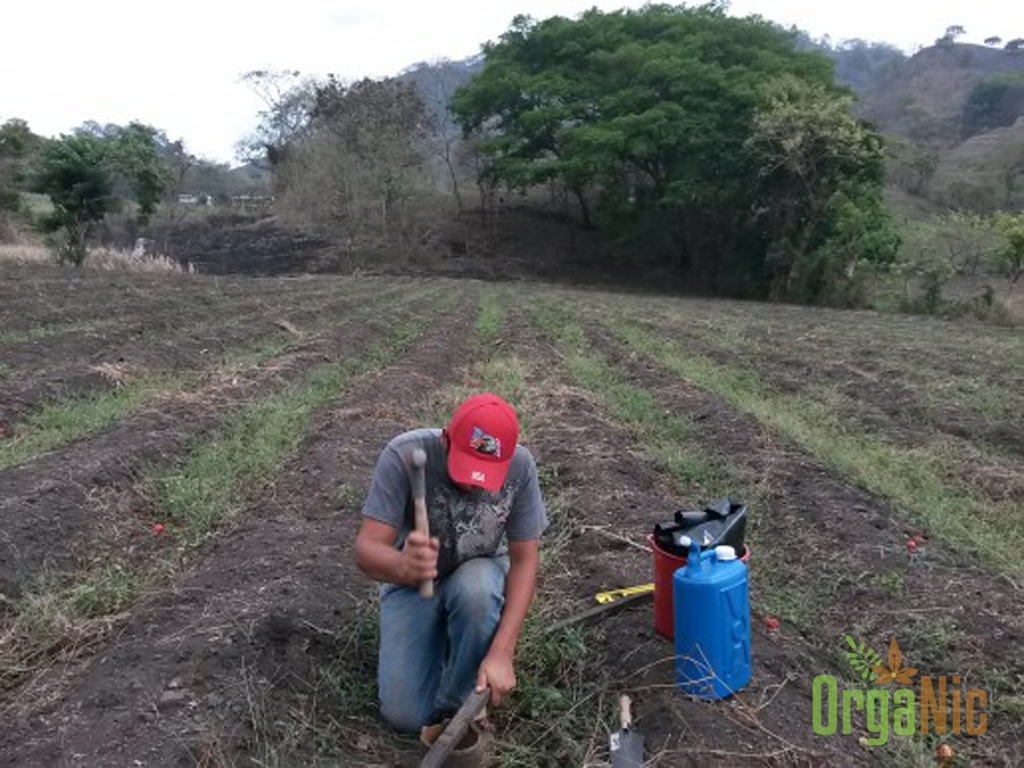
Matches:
[420,687,490,768]
[411,449,433,599]
[619,694,632,730]
[413,498,433,598]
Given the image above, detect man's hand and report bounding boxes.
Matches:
[476,650,516,706]
[398,530,439,585]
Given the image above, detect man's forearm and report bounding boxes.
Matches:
[489,542,539,657]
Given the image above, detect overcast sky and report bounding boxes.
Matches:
[2,1,1018,165]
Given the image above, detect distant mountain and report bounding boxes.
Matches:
[848,43,1024,144]
[397,56,482,126]
[929,117,1024,210]
[813,39,1024,210]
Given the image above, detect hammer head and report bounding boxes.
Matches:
[408,448,427,501]
[412,448,426,469]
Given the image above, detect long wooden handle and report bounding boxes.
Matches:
[413,497,433,598]
[420,687,490,768]
[620,694,632,730]
[411,449,433,598]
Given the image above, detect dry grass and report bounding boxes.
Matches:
[0,244,194,274]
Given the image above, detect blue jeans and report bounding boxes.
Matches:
[378,555,509,732]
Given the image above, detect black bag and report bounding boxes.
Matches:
[652,499,747,557]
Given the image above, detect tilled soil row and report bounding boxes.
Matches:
[0,276,399,427]
[0,277,344,344]
[0,266,339,334]
[0,281,444,599]
[591,292,1024,460]
[0,300,478,768]
[505,304,854,766]
[580,319,1024,765]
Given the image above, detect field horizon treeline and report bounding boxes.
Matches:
[1,4,1022,316]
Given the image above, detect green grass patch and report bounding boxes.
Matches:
[152,313,427,546]
[0,282,412,469]
[474,288,504,343]
[0,377,177,469]
[530,303,718,498]
[0,559,155,691]
[607,321,1024,578]
[0,318,120,345]
[490,475,602,767]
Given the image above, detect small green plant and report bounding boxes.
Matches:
[873,569,906,598]
[335,482,364,510]
[0,560,150,689]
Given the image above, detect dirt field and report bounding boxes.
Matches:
[1,264,1021,767]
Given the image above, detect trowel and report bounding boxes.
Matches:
[610,695,644,768]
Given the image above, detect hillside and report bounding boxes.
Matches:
[930,117,1024,209]
[852,43,1024,143]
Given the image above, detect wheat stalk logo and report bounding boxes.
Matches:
[870,637,918,685]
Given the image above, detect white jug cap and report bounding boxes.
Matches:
[677,535,692,548]
[715,545,737,561]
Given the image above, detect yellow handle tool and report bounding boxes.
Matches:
[595,583,655,604]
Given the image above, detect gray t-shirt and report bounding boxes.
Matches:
[361,428,547,580]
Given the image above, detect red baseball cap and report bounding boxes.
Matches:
[445,393,519,492]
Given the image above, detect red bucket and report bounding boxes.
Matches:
[649,534,751,639]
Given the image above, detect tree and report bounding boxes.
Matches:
[984,36,1002,47]
[313,77,429,237]
[30,123,171,264]
[453,5,886,300]
[1006,38,1024,52]
[237,69,316,168]
[402,59,477,215]
[105,122,172,222]
[935,26,964,48]
[272,76,432,253]
[0,118,42,235]
[990,212,1024,308]
[744,76,890,298]
[31,133,115,265]
[960,75,1024,139]
[887,138,939,196]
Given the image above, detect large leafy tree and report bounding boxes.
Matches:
[454,3,891,299]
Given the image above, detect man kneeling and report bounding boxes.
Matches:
[354,393,547,732]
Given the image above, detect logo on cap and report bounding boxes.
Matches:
[470,426,501,458]
[471,470,487,483]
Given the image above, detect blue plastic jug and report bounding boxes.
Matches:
[673,538,751,698]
